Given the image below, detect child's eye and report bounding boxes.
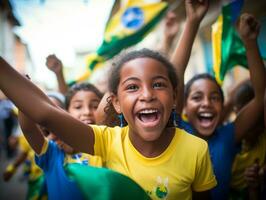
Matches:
[126,84,138,91]
[153,82,165,89]
[211,95,221,102]
[74,105,82,109]
[90,103,99,110]
[191,95,201,101]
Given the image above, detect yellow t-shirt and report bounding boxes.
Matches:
[231,131,266,189]
[19,135,43,181]
[92,125,217,200]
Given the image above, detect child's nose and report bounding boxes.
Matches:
[202,97,211,106]
[83,107,93,115]
[140,87,154,101]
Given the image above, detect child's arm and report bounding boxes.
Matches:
[219,79,250,124]
[0,57,95,154]
[159,11,179,57]
[234,14,266,143]
[18,111,46,154]
[171,0,209,114]
[3,151,28,181]
[244,162,260,200]
[46,54,68,94]
[264,86,266,127]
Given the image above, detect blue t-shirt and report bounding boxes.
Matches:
[177,117,239,200]
[35,141,84,200]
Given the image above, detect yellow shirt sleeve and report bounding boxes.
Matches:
[91,125,118,162]
[18,135,30,153]
[36,138,49,156]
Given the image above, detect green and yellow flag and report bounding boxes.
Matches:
[69,0,168,86]
[65,164,151,199]
[212,0,246,85]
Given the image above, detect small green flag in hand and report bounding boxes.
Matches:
[65,164,151,200]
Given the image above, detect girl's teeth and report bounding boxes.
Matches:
[139,109,157,114]
[200,113,213,117]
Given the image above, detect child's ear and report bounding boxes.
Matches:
[111,95,121,114]
[183,108,188,119]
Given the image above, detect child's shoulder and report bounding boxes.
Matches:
[215,122,234,136]
[91,124,128,137]
[175,127,208,150]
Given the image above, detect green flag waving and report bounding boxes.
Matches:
[69,0,168,85]
[212,0,246,84]
[65,164,151,199]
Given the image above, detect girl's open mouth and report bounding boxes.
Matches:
[137,109,160,127]
[197,112,215,128]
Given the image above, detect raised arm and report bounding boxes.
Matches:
[46,54,68,94]
[234,13,266,143]
[171,0,209,114]
[18,111,46,154]
[219,79,251,124]
[159,11,179,57]
[0,57,94,154]
[264,86,266,127]
[3,151,27,181]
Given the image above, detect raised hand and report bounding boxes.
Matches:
[237,13,260,43]
[45,54,68,94]
[244,161,260,189]
[46,54,63,74]
[185,0,209,23]
[3,165,15,181]
[164,11,179,42]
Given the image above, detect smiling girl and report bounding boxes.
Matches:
[0,1,216,199]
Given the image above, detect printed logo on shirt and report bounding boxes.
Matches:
[155,176,169,199]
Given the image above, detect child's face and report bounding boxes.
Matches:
[112,57,175,142]
[68,90,100,125]
[184,79,223,138]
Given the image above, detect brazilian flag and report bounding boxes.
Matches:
[69,0,168,86]
[212,0,266,85]
[65,164,151,199]
[212,0,246,85]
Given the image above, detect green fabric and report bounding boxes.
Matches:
[67,1,168,85]
[94,4,168,65]
[65,164,151,200]
[214,1,266,83]
[219,3,247,82]
[26,175,47,200]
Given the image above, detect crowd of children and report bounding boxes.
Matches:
[1,0,266,199]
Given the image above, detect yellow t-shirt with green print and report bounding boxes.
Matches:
[92,125,217,200]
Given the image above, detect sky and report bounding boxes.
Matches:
[10,0,115,88]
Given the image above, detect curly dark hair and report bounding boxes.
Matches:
[108,48,178,95]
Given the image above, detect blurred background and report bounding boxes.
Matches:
[0,0,265,199]
[1,0,265,90]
